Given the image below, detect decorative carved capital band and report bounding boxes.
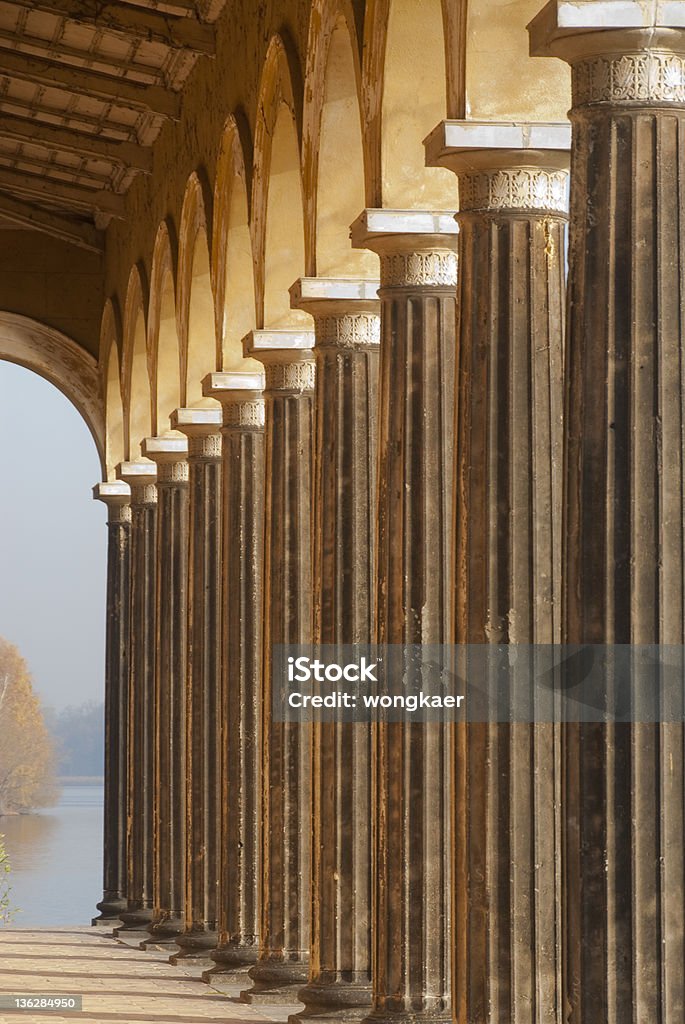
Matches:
[130,482,158,507]
[108,502,132,525]
[187,433,222,461]
[458,168,569,214]
[264,360,316,393]
[314,312,381,349]
[156,459,189,484]
[222,398,266,430]
[573,52,685,106]
[379,250,458,288]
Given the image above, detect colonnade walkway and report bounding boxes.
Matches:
[0,927,288,1024]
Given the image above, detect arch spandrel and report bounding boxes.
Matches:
[212,117,261,373]
[464,0,570,120]
[178,172,220,408]
[364,0,455,209]
[149,222,182,436]
[304,1,376,278]
[122,265,153,461]
[0,311,105,474]
[253,35,312,330]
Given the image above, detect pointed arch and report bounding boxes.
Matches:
[252,34,310,329]
[212,115,261,372]
[149,220,181,434]
[362,0,456,208]
[122,264,152,460]
[100,298,124,479]
[177,171,217,408]
[303,0,376,277]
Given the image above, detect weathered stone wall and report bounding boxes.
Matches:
[0,231,102,355]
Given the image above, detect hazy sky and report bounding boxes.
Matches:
[0,361,106,711]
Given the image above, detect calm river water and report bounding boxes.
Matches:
[0,784,103,927]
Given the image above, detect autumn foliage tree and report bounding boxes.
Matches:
[0,636,58,815]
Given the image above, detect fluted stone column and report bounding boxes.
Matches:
[287,277,380,1024]
[141,435,189,948]
[167,408,223,965]
[529,4,685,1021]
[241,329,315,1006]
[201,371,266,988]
[350,210,457,1024]
[114,460,157,935]
[427,121,569,1024]
[92,480,132,927]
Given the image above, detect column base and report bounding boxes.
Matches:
[361,1009,452,1024]
[115,904,153,934]
[202,942,259,986]
[140,913,184,950]
[292,979,373,1024]
[171,927,217,960]
[241,956,309,1006]
[92,894,127,926]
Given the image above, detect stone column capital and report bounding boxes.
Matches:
[141,436,189,484]
[242,329,316,393]
[170,408,223,462]
[529,0,685,83]
[290,277,381,349]
[425,120,570,215]
[93,480,132,523]
[203,371,266,431]
[116,459,158,506]
[350,209,458,288]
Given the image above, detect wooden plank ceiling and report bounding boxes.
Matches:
[0,0,222,253]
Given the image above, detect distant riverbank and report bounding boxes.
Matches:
[58,776,104,785]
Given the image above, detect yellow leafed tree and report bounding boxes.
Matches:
[0,636,58,815]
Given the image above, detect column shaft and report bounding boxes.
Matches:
[452,151,566,1024]
[204,375,265,985]
[93,482,131,925]
[289,280,380,1024]
[528,9,685,1021]
[243,334,315,1005]
[115,464,157,934]
[351,212,457,1024]
[143,438,189,946]
[172,412,223,962]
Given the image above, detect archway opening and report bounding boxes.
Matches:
[263,102,310,328]
[311,14,375,277]
[186,228,216,407]
[155,268,181,432]
[0,351,106,927]
[380,0,453,208]
[219,167,260,370]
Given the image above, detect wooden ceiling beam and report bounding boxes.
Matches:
[0,165,126,216]
[10,1,215,56]
[0,112,152,170]
[0,47,180,118]
[0,191,103,251]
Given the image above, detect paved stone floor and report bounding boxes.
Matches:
[0,926,289,1024]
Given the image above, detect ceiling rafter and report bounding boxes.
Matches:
[0,190,103,251]
[0,112,152,170]
[4,1,215,56]
[0,164,126,216]
[0,47,180,117]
